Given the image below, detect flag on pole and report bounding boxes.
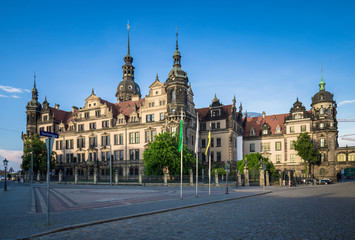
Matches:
[205,122,211,156]
[194,114,199,154]
[178,111,184,152]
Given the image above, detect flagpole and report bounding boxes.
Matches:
[180,107,183,200]
[195,114,199,198]
[209,153,211,196]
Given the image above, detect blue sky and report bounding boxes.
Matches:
[1,0,355,171]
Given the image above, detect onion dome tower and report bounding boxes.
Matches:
[116,22,141,102]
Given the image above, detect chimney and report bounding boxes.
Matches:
[55,104,60,110]
[72,106,78,113]
[262,111,266,119]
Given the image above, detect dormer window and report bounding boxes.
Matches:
[320,123,324,129]
[250,127,256,136]
[212,110,219,117]
[276,125,281,134]
[118,118,124,124]
[43,115,48,121]
[263,129,268,135]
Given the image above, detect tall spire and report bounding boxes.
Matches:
[176,26,178,50]
[319,64,325,91]
[33,72,36,88]
[127,21,131,56]
[173,26,181,68]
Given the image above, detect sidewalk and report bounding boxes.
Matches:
[0,182,273,240]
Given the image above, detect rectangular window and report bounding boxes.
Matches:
[211,138,214,147]
[216,138,221,147]
[135,149,140,160]
[261,143,270,151]
[119,134,123,145]
[101,135,110,146]
[211,123,216,129]
[290,154,296,163]
[320,139,325,147]
[102,120,109,128]
[101,152,105,161]
[85,112,90,118]
[146,114,154,122]
[66,140,69,149]
[211,151,214,162]
[129,133,134,144]
[152,130,157,141]
[90,122,96,130]
[217,122,220,129]
[56,141,59,150]
[89,137,97,147]
[135,132,140,143]
[201,139,206,148]
[160,113,164,121]
[114,135,118,145]
[290,141,295,150]
[47,126,52,132]
[114,151,119,161]
[145,131,151,142]
[201,123,206,131]
[119,150,124,160]
[275,141,281,151]
[290,126,295,133]
[217,152,221,162]
[250,143,255,152]
[95,110,100,116]
[93,152,97,161]
[70,139,74,149]
[78,124,84,131]
[59,140,63,150]
[276,155,281,164]
[301,125,306,132]
[89,153,92,161]
[201,153,206,163]
[129,150,134,160]
[81,153,85,162]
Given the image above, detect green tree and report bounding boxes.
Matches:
[21,134,55,174]
[293,132,319,177]
[143,132,196,176]
[237,152,278,177]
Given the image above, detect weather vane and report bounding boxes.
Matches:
[127,21,131,31]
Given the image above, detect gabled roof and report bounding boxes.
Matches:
[244,113,289,137]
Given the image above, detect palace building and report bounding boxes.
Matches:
[22,29,355,181]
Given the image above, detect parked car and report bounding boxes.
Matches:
[0,176,5,181]
[320,178,333,184]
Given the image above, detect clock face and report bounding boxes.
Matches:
[128,85,132,90]
[120,85,123,90]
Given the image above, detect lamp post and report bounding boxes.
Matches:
[3,159,8,191]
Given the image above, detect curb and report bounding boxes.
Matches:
[24,191,271,239]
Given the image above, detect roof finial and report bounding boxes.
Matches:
[156,73,159,79]
[92,88,95,95]
[319,64,325,91]
[176,26,178,50]
[127,21,131,56]
[34,72,36,88]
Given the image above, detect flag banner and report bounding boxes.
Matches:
[178,114,184,152]
[194,114,199,154]
[205,124,211,156]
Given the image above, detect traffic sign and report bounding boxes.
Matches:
[45,137,55,156]
[40,131,58,138]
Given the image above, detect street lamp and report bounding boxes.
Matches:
[3,159,8,191]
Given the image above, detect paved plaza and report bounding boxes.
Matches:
[1,182,354,239]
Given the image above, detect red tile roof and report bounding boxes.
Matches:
[50,98,146,125]
[244,113,289,137]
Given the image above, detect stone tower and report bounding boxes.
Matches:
[115,23,141,102]
[311,68,338,163]
[25,73,42,137]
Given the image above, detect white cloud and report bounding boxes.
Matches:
[0,85,30,94]
[0,149,23,171]
[0,94,9,98]
[338,99,355,106]
[11,95,21,98]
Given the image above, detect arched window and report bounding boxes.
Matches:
[276,125,281,134]
[320,107,325,115]
[349,153,355,161]
[337,153,346,162]
[172,89,176,102]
